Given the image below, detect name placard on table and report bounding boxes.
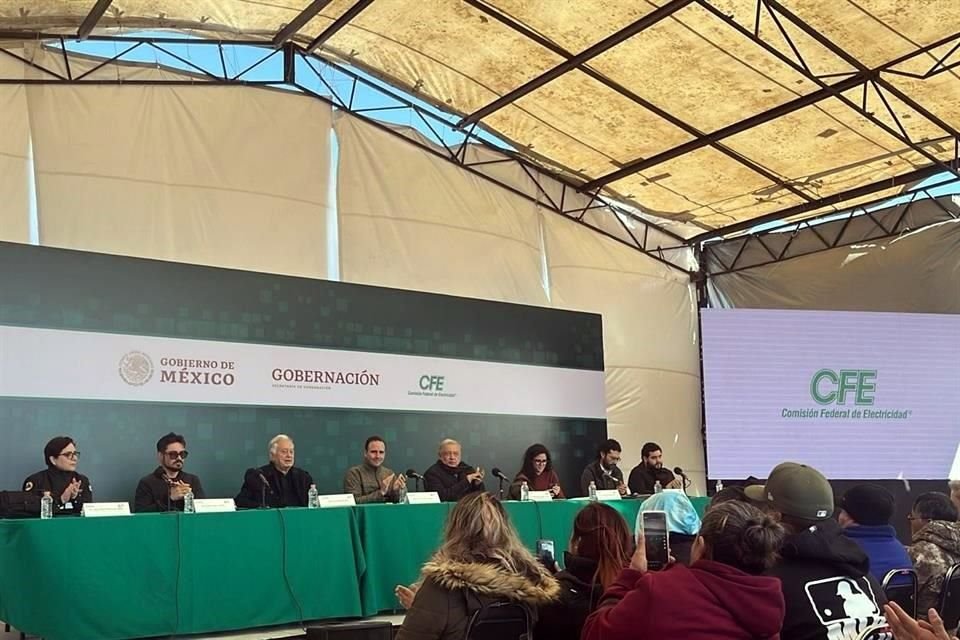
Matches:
[594,489,622,501]
[318,494,357,508]
[404,492,441,505]
[81,502,132,517]
[192,498,236,513]
[527,491,553,502]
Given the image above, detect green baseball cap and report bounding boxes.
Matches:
[744,462,834,521]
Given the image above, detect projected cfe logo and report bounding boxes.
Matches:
[810,369,877,406]
[780,368,912,422]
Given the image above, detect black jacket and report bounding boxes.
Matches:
[627,464,675,495]
[579,461,623,496]
[235,464,313,509]
[535,553,603,640]
[423,461,485,502]
[767,518,887,640]
[134,467,206,512]
[22,468,93,516]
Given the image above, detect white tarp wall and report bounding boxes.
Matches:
[542,214,703,491]
[334,114,549,306]
[708,216,960,314]
[4,48,332,278]
[0,82,30,243]
[335,114,704,492]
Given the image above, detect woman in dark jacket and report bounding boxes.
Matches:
[535,502,633,640]
[394,492,559,640]
[22,436,92,516]
[584,501,787,640]
[507,443,564,499]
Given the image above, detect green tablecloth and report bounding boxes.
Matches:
[0,508,365,640]
[0,496,708,639]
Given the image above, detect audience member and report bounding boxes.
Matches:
[745,462,888,639]
[885,601,958,640]
[908,492,960,618]
[637,490,701,565]
[508,443,563,500]
[838,483,914,582]
[535,503,632,640]
[394,492,559,639]
[949,481,960,516]
[708,485,749,511]
[582,501,786,639]
[580,439,627,496]
[627,442,681,495]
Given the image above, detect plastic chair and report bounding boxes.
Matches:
[882,568,918,619]
[937,563,960,631]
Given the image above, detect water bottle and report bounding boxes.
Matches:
[183,489,195,514]
[715,479,724,493]
[308,484,319,509]
[40,491,53,519]
[588,480,597,502]
[520,481,530,502]
[397,484,408,505]
[654,480,662,494]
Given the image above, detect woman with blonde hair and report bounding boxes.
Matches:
[395,492,559,640]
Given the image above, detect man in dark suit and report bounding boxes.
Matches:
[134,432,206,512]
[235,434,314,508]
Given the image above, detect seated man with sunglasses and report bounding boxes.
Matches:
[134,432,206,512]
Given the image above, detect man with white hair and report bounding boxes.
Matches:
[235,434,314,508]
[423,438,485,502]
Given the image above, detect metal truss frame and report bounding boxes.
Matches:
[1,0,957,272]
[702,174,960,277]
[0,34,693,274]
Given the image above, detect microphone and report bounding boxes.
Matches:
[254,469,271,509]
[491,468,508,500]
[405,469,423,492]
[673,467,690,493]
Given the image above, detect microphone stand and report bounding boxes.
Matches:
[497,477,505,500]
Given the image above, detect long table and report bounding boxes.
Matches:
[0,497,708,640]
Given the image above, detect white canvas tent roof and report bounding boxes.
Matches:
[0,0,957,238]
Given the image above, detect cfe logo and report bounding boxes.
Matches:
[419,375,445,392]
[810,369,877,406]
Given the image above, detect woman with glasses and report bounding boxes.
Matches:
[508,443,564,500]
[134,432,205,512]
[22,436,92,516]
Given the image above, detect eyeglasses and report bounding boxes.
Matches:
[58,451,80,460]
[533,458,548,464]
[165,451,189,460]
